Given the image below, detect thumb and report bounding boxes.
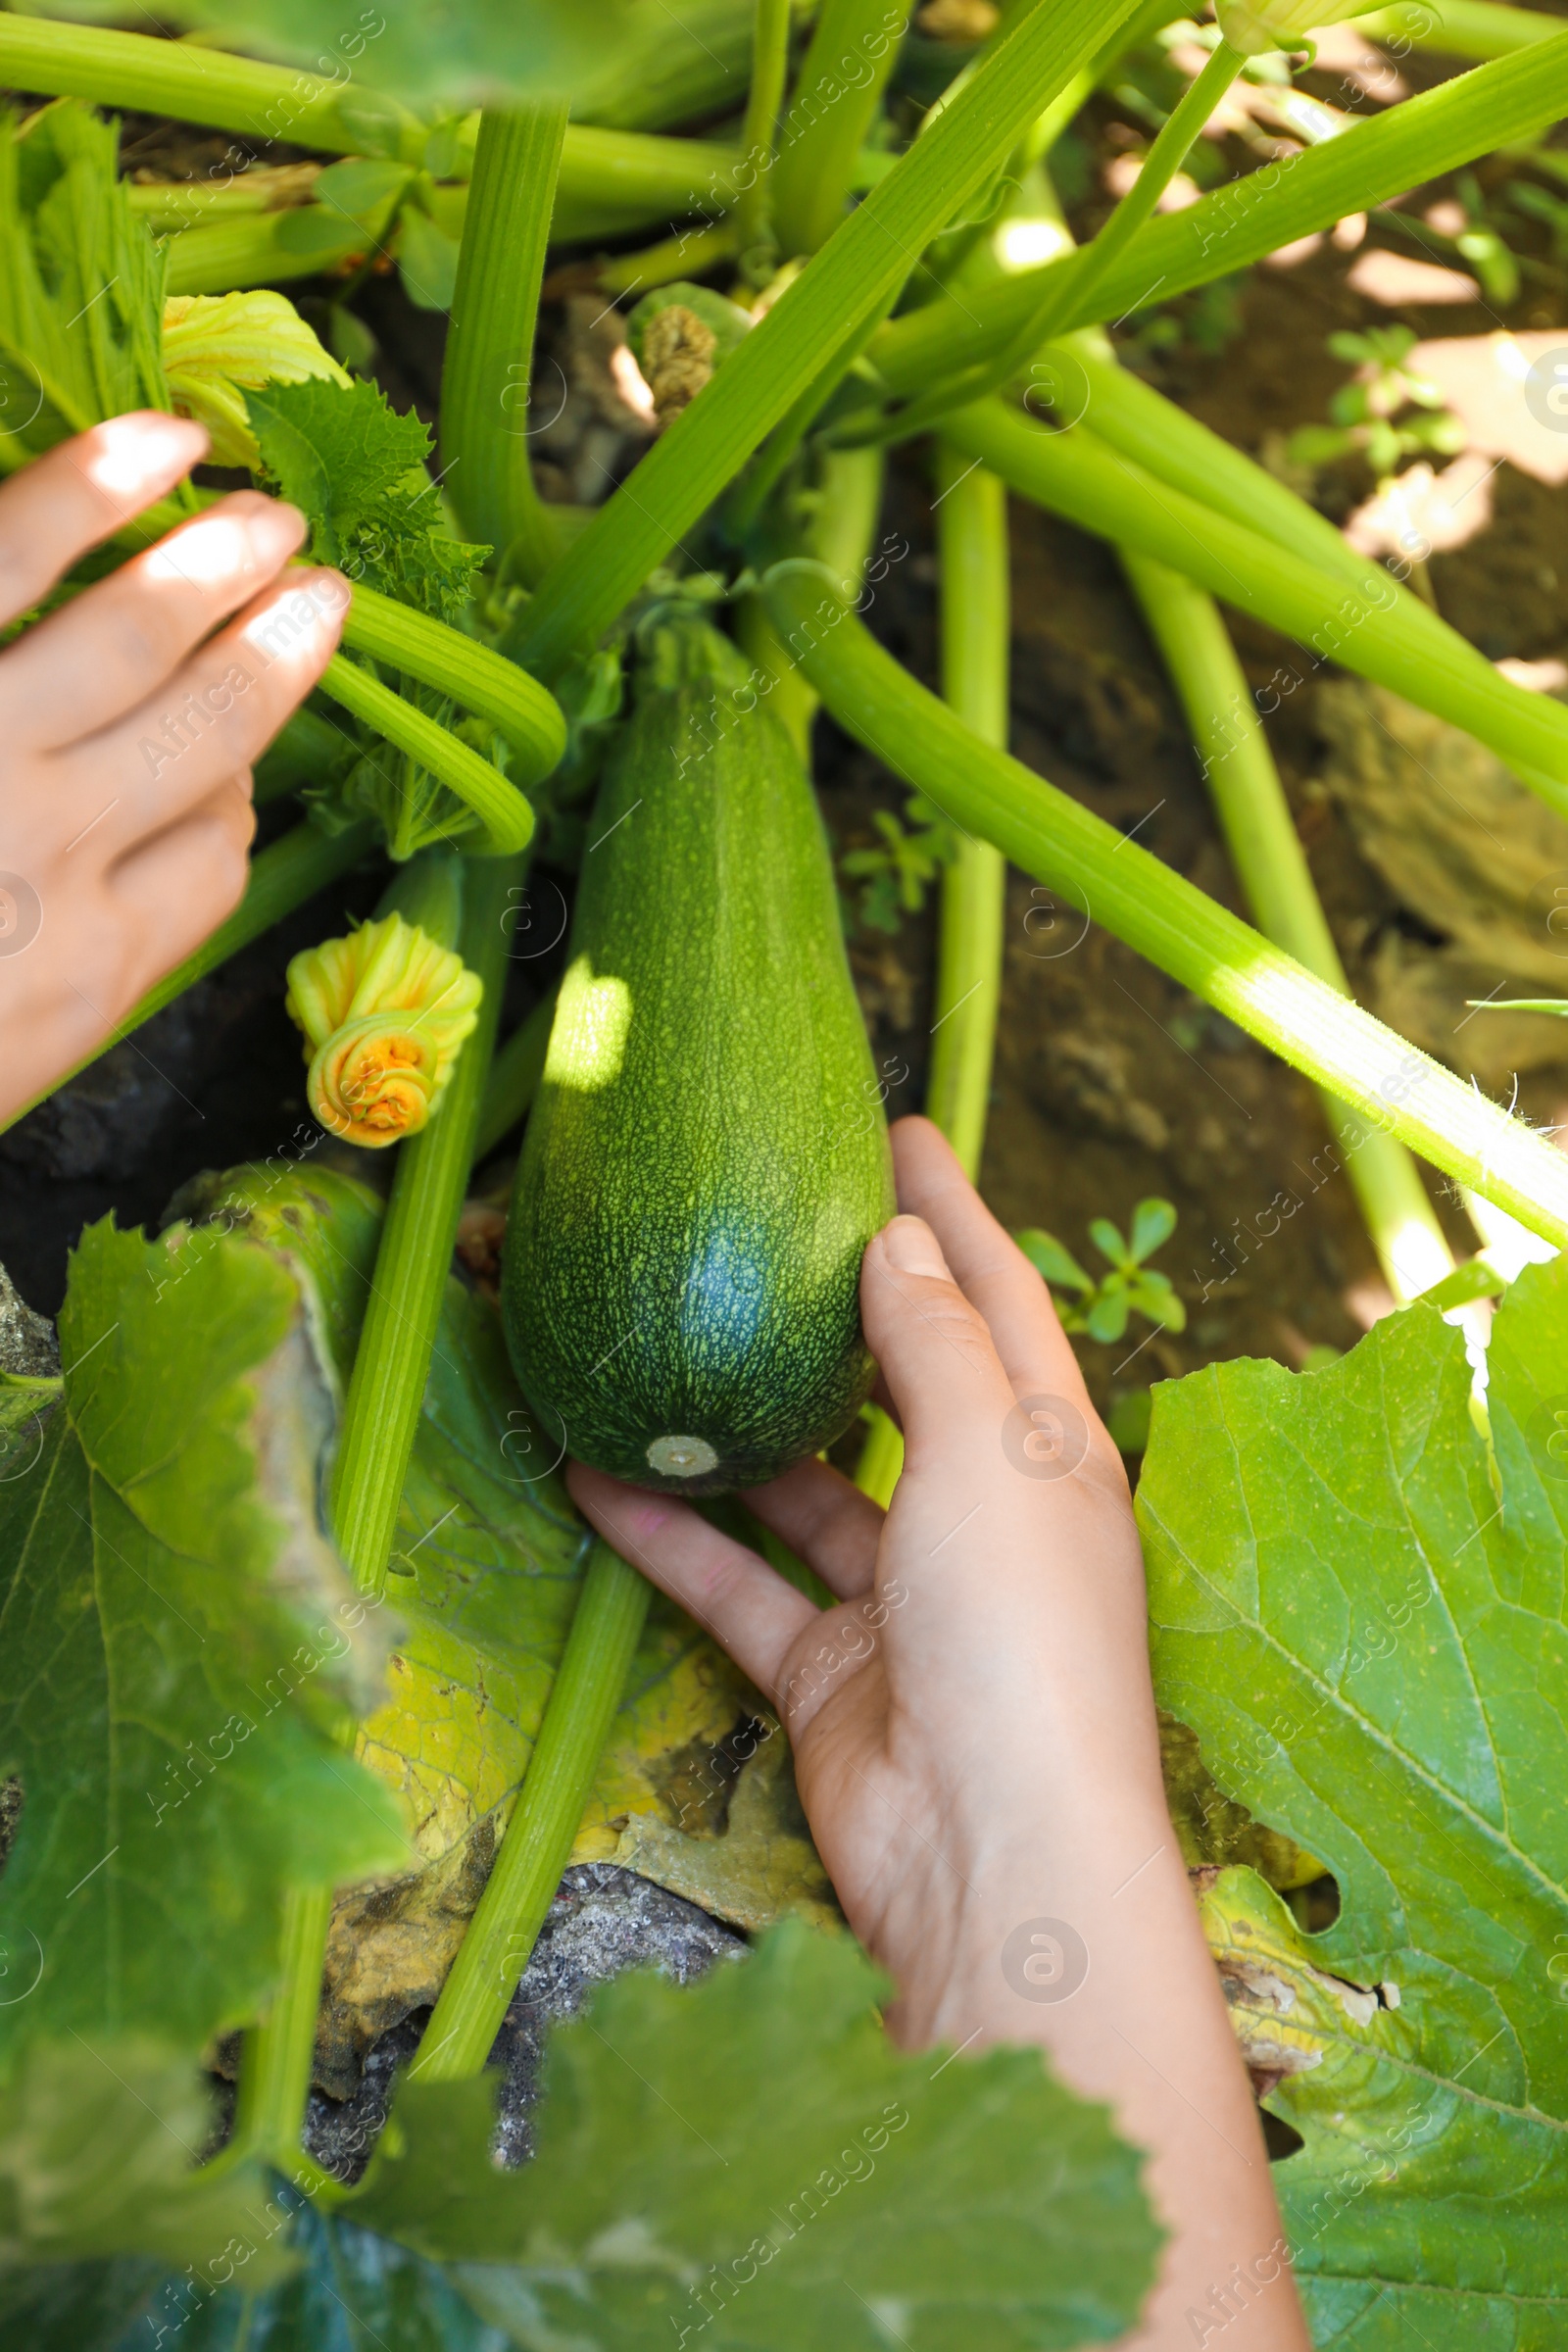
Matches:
[859,1213,1015,1468]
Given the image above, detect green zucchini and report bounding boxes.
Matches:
[502,617,894,1495]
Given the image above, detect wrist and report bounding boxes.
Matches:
[870,1755,1180,2049]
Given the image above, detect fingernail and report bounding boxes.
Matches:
[881,1214,949,1278]
[87,414,206,500]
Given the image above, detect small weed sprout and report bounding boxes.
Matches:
[1015,1199,1187,1344]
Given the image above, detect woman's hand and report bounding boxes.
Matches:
[569,1114,1310,2350]
[0,411,346,1127]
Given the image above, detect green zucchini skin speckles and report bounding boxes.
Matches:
[502,619,895,1496]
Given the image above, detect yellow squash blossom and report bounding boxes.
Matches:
[286,912,483,1148]
[161,290,350,466]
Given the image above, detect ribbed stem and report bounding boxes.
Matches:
[865,41,1246,443]
[319,656,535,857]
[858,449,1008,1511]
[863,37,1568,398]
[409,1544,651,2082]
[1122,550,1458,1303]
[328,856,522,1597]
[228,856,515,2175]
[737,0,794,254]
[735,445,887,757]
[763,566,1568,1251]
[442,107,568,588]
[227,1885,334,2172]
[511,0,1137,681]
[0,818,375,1137]
[1046,44,1242,310]
[770,0,906,256]
[341,585,565,778]
[473,988,557,1162]
[927,449,1008,1180]
[943,398,1568,813]
[0,13,421,155]
[0,13,747,193]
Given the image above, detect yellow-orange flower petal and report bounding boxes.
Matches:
[308,1013,440,1146]
[162,291,350,466]
[286,912,482,1149]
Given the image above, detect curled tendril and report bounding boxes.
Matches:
[286,912,483,1149]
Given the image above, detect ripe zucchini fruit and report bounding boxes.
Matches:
[502,617,894,1495]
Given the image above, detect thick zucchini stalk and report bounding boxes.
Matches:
[407,1543,651,2082]
[769,0,906,257]
[473,988,558,1162]
[857,449,1009,1512]
[230,850,521,2171]
[944,397,1568,822]
[870,40,1248,445]
[510,0,1145,680]
[764,566,1568,1253]
[1121,551,1461,1306]
[440,106,568,587]
[735,0,794,258]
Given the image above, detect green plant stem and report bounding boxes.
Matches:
[328,855,522,1597]
[511,0,1141,682]
[1355,1,1560,60]
[763,565,1568,1250]
[927,447,1008,1182]
[234,854,517,2173]
[873,39,1246,444]
[598,220,740,296]
[996,334,1568,815]
[409,1544,651,2082]
[440,106,567,588]
[770,0,907,257]
[319,655,535,856]
[735,445,887,759]
[473,988,558,1161]
[737,0,794,253]
[941,398,1568,814]
[0,817,375,1136]
[227,1884,334,2172]
[863,33,1568,397]
[0,14,743,202]
[725,285,902,538]
[341,586,565,778]
[858,446,1008,1512]
[1122,550,1458,1303]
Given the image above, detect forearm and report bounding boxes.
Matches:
[888,1771,1309,2350]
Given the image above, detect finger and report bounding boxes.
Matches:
[567,1463,817,1705]
[739,1456,882,1600]
[53,568,347,843]
[100,783,256,1004]
[0,415,208,628]
[2,493,309,749]
[889,1115,1089,1406]
[41,783,256,1059]
[858,1211,1017,1469]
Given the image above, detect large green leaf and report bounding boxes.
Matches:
[0,2205,504,2352]
[0,2039,293,2284]
[351,1919,1161,2351]
[185,1164,828,2078]
[0,98,168,463]
[1137,1259,1568,2346]
[0,1930,1159,2351]
[52,0,756,122]
[0,1212,404,2068]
